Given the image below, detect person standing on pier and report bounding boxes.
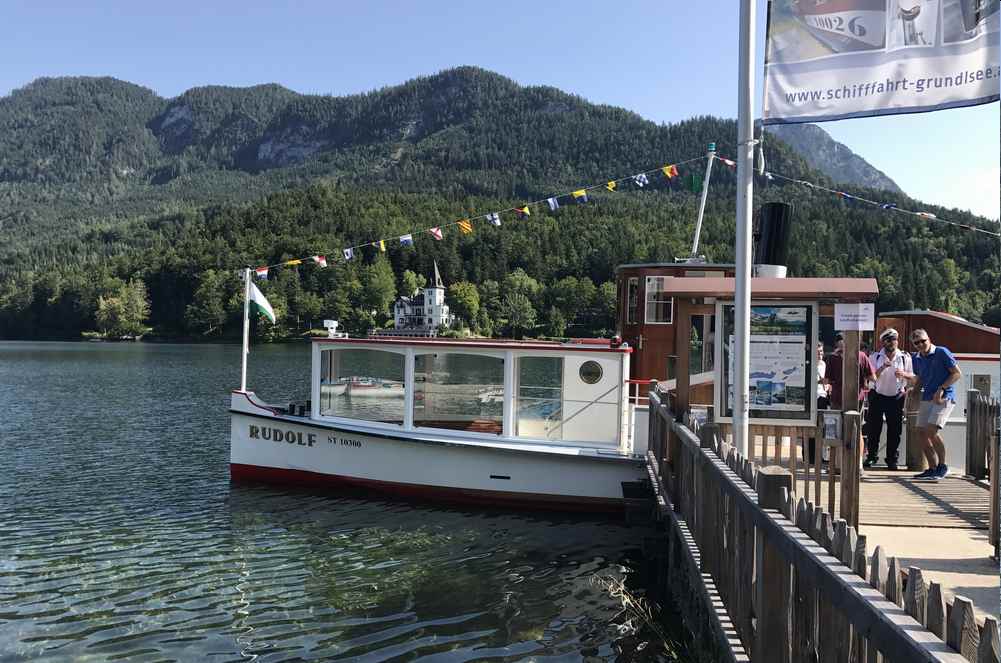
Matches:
[904,329,962,480]
[864,328,911,470]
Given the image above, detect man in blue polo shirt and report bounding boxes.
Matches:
[904,328,962,480]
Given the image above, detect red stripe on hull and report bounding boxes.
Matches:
[230,463,625,513]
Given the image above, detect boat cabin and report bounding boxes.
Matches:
[309,337,637,453]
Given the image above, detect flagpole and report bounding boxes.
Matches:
[241,267,251,392]
[734,0,756,458]
[690,142,717,259]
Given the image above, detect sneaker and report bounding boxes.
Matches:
[913,468,938,480]
[935,464,949,478]
[863,458,875,469]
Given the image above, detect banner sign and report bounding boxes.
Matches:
[834,302,875,330]
[763,0,1000,124]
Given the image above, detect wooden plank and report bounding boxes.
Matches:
[946,596,980,661]
[794,497,818,663]
[851,534,868,663]
[926,582,946,640]
[886,557,903,608]
[903,567,928,628]
[978,616,1000,663]
[840,412,862,529]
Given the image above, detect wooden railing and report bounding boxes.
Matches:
[648,391,1001,663]
[965,389,1001,558]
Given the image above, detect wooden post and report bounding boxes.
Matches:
[991,402,1000,559]
[903,566,927,626]
[946,596,980,660]
[905,389,926,472]
[979,616,1000,663]
[676,300,692,420]
[926,581,946,639]
[842,331,861,417]
[755,466,793,663]
[840,411,862,529]
[794,498,817,663]
[966,390,984,479]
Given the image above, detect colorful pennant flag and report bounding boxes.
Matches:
[343,248,354,261]
[514,206,531,218]
[633,173,649,187]
[254,266,269,280]
[429,227,444,241]
[572,190,588,204]
[249,282,276,324]
[400,233,414,246]
[718,157,736,169]
[917,212,937,219]
[311,255,327,268]
[880,203,897,210]
[486,212,501,226]
[285,259,302,266]
[606,181,617,192]
[662,164,679,179]
[377,239,386,252]
[457,219,473,234]
[764,172,775,181]
[547,197,559,211]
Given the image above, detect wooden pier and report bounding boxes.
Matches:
[647,390,1000,663]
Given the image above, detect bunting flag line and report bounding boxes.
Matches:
[243,151,715,273]
[759,165,1000,238]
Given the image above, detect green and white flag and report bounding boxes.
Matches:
[249,282,276,324]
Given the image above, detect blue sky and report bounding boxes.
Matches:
[2,1,997,219]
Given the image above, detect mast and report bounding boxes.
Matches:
[734,0,756,457]
[690,142,717,259]
[240,267,251,392]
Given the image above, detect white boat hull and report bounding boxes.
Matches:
[230,392,646,510]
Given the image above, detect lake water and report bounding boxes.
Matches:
[0,342,692,661]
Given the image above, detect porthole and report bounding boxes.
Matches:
[579,360,602,385]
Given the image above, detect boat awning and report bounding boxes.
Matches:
[652,277,878,301]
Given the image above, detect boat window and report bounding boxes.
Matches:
[413,352,503,435]
[319,348,405,424]
[626,278,638,324]
[645,276,673,324]
[516,357,563,439]
[579,360,602,384]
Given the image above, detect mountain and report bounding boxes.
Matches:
[0,67,997,341]
[765,123,903,194]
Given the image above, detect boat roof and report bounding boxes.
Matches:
[648,276,878,301]
[311,336,632,353]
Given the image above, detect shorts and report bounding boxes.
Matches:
[917,399,955,430]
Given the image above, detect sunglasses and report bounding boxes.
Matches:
[882,337,897,343]
[912,338,929,346]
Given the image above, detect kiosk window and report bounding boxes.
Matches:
[645,277,673,324]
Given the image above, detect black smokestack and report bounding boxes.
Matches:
[755,202,793,268]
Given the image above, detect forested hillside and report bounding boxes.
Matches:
[0,67,996,340]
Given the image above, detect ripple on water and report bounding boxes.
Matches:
[0,343,688,661]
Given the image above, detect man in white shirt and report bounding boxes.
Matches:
[863,328,912,470]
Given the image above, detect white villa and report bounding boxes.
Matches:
[392,262,455,332]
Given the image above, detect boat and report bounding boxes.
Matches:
[230,334,648,510]
[792,0,887,53]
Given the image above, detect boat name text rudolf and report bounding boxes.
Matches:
[249,425,316,446]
